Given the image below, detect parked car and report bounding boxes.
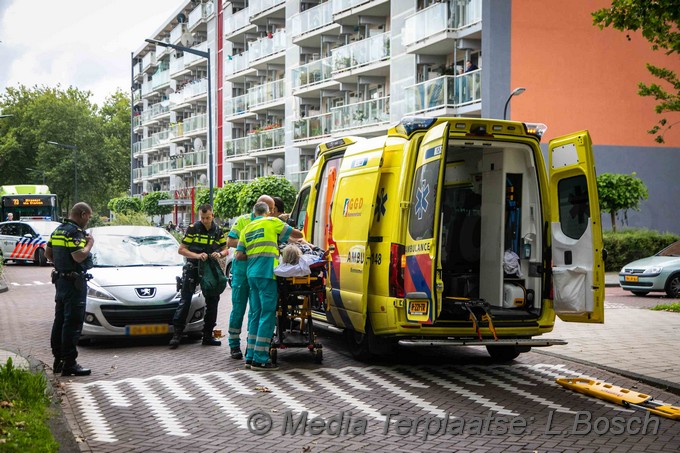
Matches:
[81,225,206,340]
[619,241,680,298]
[0,220,61,266]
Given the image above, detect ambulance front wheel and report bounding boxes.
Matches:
[486,345,525,362]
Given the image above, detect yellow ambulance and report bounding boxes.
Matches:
[287,117,605,360]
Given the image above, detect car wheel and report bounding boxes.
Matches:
[34,247,48,267]
[486,345,525,362]
[225,262,232,288]
[631,291,649,297]
[665,274,680,298]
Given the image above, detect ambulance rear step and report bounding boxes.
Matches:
[397,338,567,347]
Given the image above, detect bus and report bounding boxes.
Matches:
[0,185,60,221]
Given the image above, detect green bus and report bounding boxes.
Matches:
[0,185,60,221]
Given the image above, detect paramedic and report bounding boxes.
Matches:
[235,202,303,370]
[46,202,94,377]
[169,204,228,349]
[226,195,277,360]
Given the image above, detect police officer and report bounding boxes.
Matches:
[45,202,94,376]
[235,202,303,370]
[226,195,277,361]
[169,204,228,349]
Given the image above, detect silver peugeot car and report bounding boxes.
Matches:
[81,225,206,340]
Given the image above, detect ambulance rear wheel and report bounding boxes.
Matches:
[345,327,372,361]
[313,347,323,364]
[486,345,522,362]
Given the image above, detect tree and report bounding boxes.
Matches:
[237,176,298,214]
[142,191,172,224]
[592,1,680,143]
[596,172,649,232]
[214,181,246,219]
[108,196,142,214]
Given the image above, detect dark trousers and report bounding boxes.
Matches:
[172,272,219,336]
[51,277,86,365]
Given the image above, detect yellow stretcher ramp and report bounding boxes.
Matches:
[556,378,680,420]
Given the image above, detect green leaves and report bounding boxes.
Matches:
[214,181,246,219]
[236,176,297,215]
[108,196,142,214]
[596,172,648,231]
[142,191,172,218]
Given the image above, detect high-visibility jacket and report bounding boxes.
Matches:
[228,213,255,277]
[182,220,226,265]
[47,219,87,272]
[237,216,292,279]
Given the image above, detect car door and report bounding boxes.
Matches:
[549,131,604,323]
[0,223,13,259]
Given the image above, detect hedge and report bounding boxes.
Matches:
[603,229,680,272]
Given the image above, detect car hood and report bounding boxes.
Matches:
[90,265,183,287]
[623,256,680,270]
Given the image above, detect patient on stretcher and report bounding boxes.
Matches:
[275,243,327,277]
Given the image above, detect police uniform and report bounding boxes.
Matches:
[48,219,91,372]
[237,216,292,367]
[227,213,255,354]
[172,219,227,340]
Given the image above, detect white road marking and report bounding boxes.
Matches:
[69,383,117,443]
[97,381,131,407]
[241,372,319,419]
[211,371,256,395]
[157,375,195,400]
[127,379,189,436]
[186,374,250,429]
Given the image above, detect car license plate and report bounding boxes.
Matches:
[126,324,170,336]
[625,275,639,282]
[408,301,427,315]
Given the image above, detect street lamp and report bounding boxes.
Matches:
[145,38,214,206]
[46,141,78,202]
[503,87,526,120]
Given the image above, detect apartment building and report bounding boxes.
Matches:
[132,0,680,232]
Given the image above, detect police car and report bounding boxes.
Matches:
[0,220,61,266]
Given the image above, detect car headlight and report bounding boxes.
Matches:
[642,266,662,275]
[87,285,116,300]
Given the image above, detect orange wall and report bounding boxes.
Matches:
[511,0,680,147]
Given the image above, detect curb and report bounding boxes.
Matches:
[535,348,680,396]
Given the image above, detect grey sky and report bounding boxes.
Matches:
[0,0,185,106]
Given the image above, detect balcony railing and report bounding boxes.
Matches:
[183,114,208,134]
[188,1,214,29]
[151,128,171,145]
[141,80,154,96]
[175,150,208,169]
[133,115,142,129]
[140,135,159,152]
[331,96,390,132]
[152,69,170,90]
[292,57,333,89]
[133,89,142,102]
[224,7,250,35]
[250,0,285,17]
[293,113,332,140]
[404,70,481,114]
[402,0,482,46]
[249,30,286,63]
[170,23,185,44]
[248,79,285,108]
[132,141,142,155]
[141,102,171,124]
[331,32,390,73]
[170,56,185,75]
[169,78,208,104]
[225,93,249,117]
[333,0,373,15]
[225,51,249,75]
[184,41,208,66]
[291,1,333,38]
[225,127,285,157]
[142,52,156,70]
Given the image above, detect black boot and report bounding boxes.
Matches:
[202,333,221,346]
[169,330,182,349]
[61,362,91,377]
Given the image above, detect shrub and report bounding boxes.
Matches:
[603,229,680,271]
[237,176,297,214]
[108,211,153,226]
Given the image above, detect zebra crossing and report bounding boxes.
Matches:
[67,362,636,444]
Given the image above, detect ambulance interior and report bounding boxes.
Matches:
[438,141,543,320]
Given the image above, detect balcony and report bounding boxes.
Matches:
[224,51,252,78]
[291,2,333,39]
[142,52,156,71]
[225,127,285,159]
[224,93,250,118]
[183,114,208,135]
[188,1,214,31]
[292,57,334,92]
[250,0,285,18]
[331,96,390,133]
[133,114,142,129]
[132,141,142,156]
[402,0,482,54]
[169,78,208,106]
[141,102,171,125]
[248,79,285,110]
[141,80,154,97]
[140,135,159,152]
[248,30,286,65]
[333,0,389,17]
[224,7,254,41]
[151,69,170,90]
[174,150,208,171]
[404,70,481,115]
[170,23,185,44]
[331,32,390,74]
[170,56,186,76]
[293,113,332,141]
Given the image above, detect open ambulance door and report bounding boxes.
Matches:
[326,143,384,332]
[404,122,449,324]
[549,131,604,323]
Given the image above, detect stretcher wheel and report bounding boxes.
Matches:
[313,347,323,364]
[269,347,278,365]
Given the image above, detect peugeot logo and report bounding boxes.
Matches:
[135,287,156,298]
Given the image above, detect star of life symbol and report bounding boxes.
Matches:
[374,188,388,222]
[415,179,430,220]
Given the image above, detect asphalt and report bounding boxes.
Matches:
[1,271,679,448]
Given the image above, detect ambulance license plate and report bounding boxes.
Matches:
[408,301,428,315]
[126,324,169,336]
[624,275,638,282]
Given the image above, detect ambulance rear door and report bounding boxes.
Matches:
[549,131,604,323]
[326,141,384,332]
[404,122,449,324]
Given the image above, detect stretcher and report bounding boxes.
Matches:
[270,262,326,364]
[556,378,680,420]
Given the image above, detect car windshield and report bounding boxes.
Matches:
[27,221,61,236]
[91,233,183,267]
[658,241,680,257]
